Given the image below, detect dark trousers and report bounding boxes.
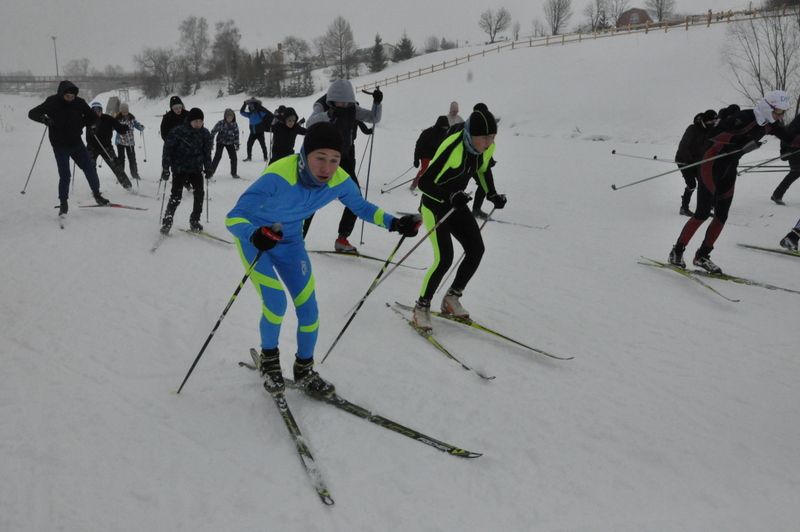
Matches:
[89,143,130,187]
[302,150,360,239]
[116,145,138,177]
[164,172,204,224]
[53,142,100,200]
[212,143,237,175]
[676,157,736,253]
[773,170,800,199]
[418,204,485,301]
[246,132,267,159]
[472,187,487,212]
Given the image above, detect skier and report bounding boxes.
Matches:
[446,101,464,127]
[160,107,212,234]
[159,96,186,140]
[411,109,507,331]
[114,102,145,180]
[668,91,800,274]
[780,219,800,251]
[210,109,240,178]
[27,80,111,214]
[411,115,450,191]
[674,109,718,216]
[304,79,383,252]
[224,122,420,396]
[86,101,132,190]
[771,112,800,205]
[240,98,273,161]
[269,107,306,163]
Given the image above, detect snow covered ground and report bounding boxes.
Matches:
[2,24,799,532]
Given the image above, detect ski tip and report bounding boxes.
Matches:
[611,149,616,154]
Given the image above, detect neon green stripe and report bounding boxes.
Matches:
[418,205,441,297]
[250,270,283,290]
[372,208,386,228]
[226,216,251,227]
[293,275,316,307]
[262,304,284,325]
[269,155,299,185]
[299,319,319,333]
[327,166,350,187]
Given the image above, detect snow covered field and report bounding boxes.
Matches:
[1,24,799,531]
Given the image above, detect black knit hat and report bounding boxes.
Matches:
[187,107,204,122]
[468,109,497,136]
[303,122,343,155]
[702,109,718,121]
[170,96,183,108]
[473,102,489,113]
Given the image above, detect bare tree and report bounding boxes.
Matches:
[178,16,209,93]
[478,8,512,43]
[64,58,91,77]
[584,0,607,32]
[322,16,358,79]
[607,0,630,26]
[512,21,521,40]
[644,0,675,22]
[724,8,800,114]
[531,18,548,37]
[424,36,440,53]
[282,36,311,63]
[209,20,241,79]
[135,47,177,96]
[544,0,574,35]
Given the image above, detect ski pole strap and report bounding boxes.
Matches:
[611,148,744,191]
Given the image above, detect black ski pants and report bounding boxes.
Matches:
[211,143,237,176]
[164,172,204,224]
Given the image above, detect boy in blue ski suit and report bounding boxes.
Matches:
[240,98,272,161]
[225,122,420,397]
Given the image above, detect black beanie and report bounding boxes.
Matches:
[170,96,183,107]
[303,122,343,154]
[187,107,204,122]
[702,109,717,122]
[473,102,489,113]
[468,110,497,136]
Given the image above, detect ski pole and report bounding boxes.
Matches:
[159,176,168,224]
[320,234,407,364]
[71,162,76,194]
[611,149,675,164]
[205,176,210,223]
[177,246,267,394]
[92,133,124,180]
[359,130,375,245]
[382,165,415,187]
[140,130,147,162]
[381,176,416,194]
[737,148,800,176]
[20,126,47,194]
[611,148,744,191]
[435,206,497,295]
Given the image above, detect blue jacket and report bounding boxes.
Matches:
[226,152,395,243]
[240,102,272,134]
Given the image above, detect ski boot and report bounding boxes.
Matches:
[59,200,68,215]
[441,288,469,319]
[780,229,800,251]
[189,220,203,233]
[93,191,110,206]
[771,194,786,206]
[472,208,490,220]
[160,215,173,235]
[668,244,686,268]
[293,358,335,399]
[259,348,285,394]
[334,236,357,253]
[412,298,433,332]
[693,247,722,274]
[680,188,694,216]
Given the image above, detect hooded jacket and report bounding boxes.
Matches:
[675,113,713,167]
[162,123,213,174]
[28,80,97,147]
[270,108,307,160]
[306,80,381,152]
[415,116,451,162]
[211,109,241,146]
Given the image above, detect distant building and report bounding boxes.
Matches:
[617,8,654,27]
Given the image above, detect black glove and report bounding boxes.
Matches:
[390,214,422,237]
[449,190,471,209]
[250,224,283,251]
[42,115,54,127]
[299,117,306,125]
[742,140,762,154]
[161,169,170,181]
[372,87,383,104]
[413,159,420,168]
[487,192,507,209]
[205,170,214,180]
[88,124,98,134]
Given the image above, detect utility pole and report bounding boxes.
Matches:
[51,36,59,77]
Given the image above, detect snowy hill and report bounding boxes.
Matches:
[2,23,799,532]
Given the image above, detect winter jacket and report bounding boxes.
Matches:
[415,116,451,163]
[115,113,144,146]
[418,130,497,210]
[306,80,381,152]
[28,80,97,148]
[162,124,213,174]
[780,114,800,167]
[211,113,240,147]
[705,109,800,164]
[270,122,306,160]
[86,114,128,151]
[225,152,395,244]
[240,101,273,134]
[160,109,187,140]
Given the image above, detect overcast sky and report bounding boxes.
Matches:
[1,0,745,74]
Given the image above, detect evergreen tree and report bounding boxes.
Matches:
[369,34,388,73]
[393,32,415,62]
